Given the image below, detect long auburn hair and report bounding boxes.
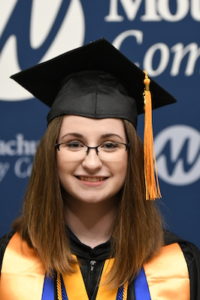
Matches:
[14,116,163,286]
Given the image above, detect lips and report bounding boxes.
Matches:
[75,176,108,182]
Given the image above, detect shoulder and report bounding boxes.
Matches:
[0,231,15,272]
[164,230,200,262]
[164,230,200,300]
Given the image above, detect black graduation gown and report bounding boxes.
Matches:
[0,230,200,300]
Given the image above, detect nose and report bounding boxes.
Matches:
[81,148,102,171]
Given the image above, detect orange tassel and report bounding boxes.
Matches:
[143,71,161,200]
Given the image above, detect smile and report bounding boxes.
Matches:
[76,176,108,182]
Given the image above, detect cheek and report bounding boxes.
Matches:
[56,158,73,193]
[114,154,128,182]
[56,154,71,181]
[56,154,64,175]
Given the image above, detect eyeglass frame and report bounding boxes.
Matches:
[55,141,130,156]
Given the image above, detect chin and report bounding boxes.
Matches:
[67,190,116,205]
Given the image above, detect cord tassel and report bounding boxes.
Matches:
[143,71,161,200]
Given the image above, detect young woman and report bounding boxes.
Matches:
[0,39,199,300]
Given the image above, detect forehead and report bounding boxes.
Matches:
[59,115,126,137]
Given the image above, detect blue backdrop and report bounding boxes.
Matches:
[0,0,200,246]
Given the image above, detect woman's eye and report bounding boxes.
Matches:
[101,142,119,150]
[65,141,84,149]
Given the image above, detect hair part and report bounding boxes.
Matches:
[13,117,163,286]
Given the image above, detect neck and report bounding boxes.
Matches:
[64,198,117,248]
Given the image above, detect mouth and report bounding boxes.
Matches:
[75,176,108,182]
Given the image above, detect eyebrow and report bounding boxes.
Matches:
[60,132,124,141]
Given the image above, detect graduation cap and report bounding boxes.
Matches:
[10,38,175,126]
[10,38,176,200]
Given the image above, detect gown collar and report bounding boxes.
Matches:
[67,227,112,260]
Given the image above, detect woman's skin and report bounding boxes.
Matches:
[57,116,128,248]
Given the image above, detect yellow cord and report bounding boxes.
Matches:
[57,273,63,300]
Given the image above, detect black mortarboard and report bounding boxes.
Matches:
[10,38,177,200]
[10,38,176,127]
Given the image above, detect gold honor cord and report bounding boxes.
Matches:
[56,273,62,300]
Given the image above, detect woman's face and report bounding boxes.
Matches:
[57,115,128,205]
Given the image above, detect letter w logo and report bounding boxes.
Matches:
[155,125,200,185]
[0,0,70,68]
[0,0,84,101]
[157,138,200,176]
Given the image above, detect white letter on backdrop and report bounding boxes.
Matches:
[171,43,200,76]
[144,43,169,76]
[191,0,200,21]
[105,0,143,21]
[157,0,189,21]
[113,30,143,67]
[141,0,161,21]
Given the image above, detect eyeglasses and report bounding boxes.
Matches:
[55,140,129,161]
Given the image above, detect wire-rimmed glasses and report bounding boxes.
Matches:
[55,140,129,161]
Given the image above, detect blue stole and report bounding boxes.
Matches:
[134,268,151,300]
[41,276,55,300]
[42,268,150,300]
